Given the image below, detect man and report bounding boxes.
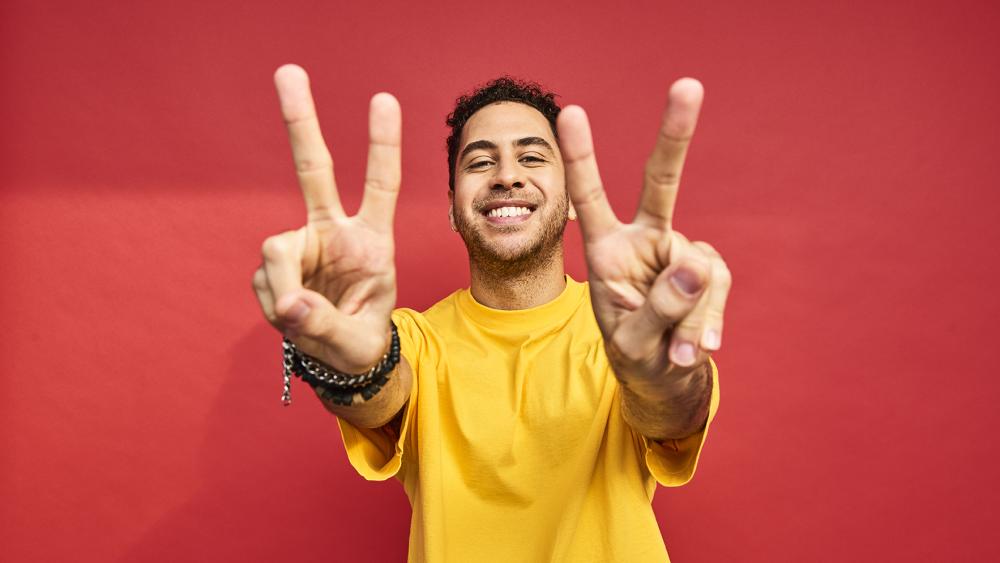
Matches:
[252,64,731,562]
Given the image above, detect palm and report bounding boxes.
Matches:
[306,218,396,318]
[584,224,671,337]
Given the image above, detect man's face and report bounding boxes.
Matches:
[450,102,571,269]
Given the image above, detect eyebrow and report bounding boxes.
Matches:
[458,137,555,162]
[515,136,555,153]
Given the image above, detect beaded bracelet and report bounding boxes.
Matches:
[281,322,400,406]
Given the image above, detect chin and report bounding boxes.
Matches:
[455,209,568,271]
[465,229,564,274]
[471,234,539,261]
[484,241,539,263]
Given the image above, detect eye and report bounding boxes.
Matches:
[519,155,546,165]
[467,159,493,170]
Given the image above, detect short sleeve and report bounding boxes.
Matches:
[641,358,721,487]
[335,310,422,481]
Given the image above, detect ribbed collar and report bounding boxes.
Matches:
[455,276,587,333]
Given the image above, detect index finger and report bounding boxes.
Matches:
[557,105,620,242]
[274,64,344,220]
[636,78,704,230]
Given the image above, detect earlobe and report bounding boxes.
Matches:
[448,192,458,232]
[568,201,578,221]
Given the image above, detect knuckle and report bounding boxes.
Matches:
[251,268,268,291]
[260,231,296,260]
[693,240,718,256]
[658,127,693,145]
[648,287,686,320]
[260,236,283,259]
[575,183,606,206]
[715,261,733,289]
[703,310,725,326]
[691,253,714,274]
[295,156,333,174]
[644,169,681,191]
[671,231,691,246]
[363,177,395,194]
[672,318,703,337]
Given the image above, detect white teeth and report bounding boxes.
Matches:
[487,206,532,218]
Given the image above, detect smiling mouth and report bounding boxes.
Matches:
[484,205,534,218]
[478,199,538,224]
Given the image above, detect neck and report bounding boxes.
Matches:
[468,246,567,310]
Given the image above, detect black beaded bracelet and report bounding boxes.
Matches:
[281,322,400,406]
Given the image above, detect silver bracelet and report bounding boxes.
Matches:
[281,323,400,406]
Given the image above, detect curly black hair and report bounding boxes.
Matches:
[445,76,561,190]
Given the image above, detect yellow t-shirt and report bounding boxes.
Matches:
[338,277,720,562]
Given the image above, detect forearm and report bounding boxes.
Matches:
[314,357,413,429]
[614,354,713,441]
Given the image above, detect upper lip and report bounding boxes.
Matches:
[479,199,537,214]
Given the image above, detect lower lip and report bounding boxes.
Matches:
[484,211,533,225]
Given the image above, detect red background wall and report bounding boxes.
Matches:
[2,1,998,561]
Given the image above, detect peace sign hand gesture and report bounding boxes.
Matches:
[252,65,402,374]
[558,79,732,387]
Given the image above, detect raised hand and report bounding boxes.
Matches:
[252,65,402,374]
[557,79,732,379]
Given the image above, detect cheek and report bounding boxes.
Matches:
[535,175,567,204]
[454,185,479,209]
[534,166,564,189]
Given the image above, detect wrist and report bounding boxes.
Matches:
[281,322,401,406]
[618,361,713,441]
[607,337,709,395]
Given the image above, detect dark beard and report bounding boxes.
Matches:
[454,198,569,279]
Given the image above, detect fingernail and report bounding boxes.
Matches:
[673,341,697,367]
[285,300,310,324]
[702,328,721,350]
[669,268,703,296]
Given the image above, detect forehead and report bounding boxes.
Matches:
[460,102,556,147]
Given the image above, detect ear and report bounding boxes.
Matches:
[448,190,458,232]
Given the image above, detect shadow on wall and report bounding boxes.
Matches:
[121,325,411,562]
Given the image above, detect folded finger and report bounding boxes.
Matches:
[274,289,367,370]
[261,230,305,308]
[613,254,711,364]
[251,266,279,326]
[689,244,731,351]
[669,262,728,367]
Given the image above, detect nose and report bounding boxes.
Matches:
[492,159,524,190]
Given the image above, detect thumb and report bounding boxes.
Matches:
[275,289,348,346]
[613,258,710,364]
[275,290,389,373]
